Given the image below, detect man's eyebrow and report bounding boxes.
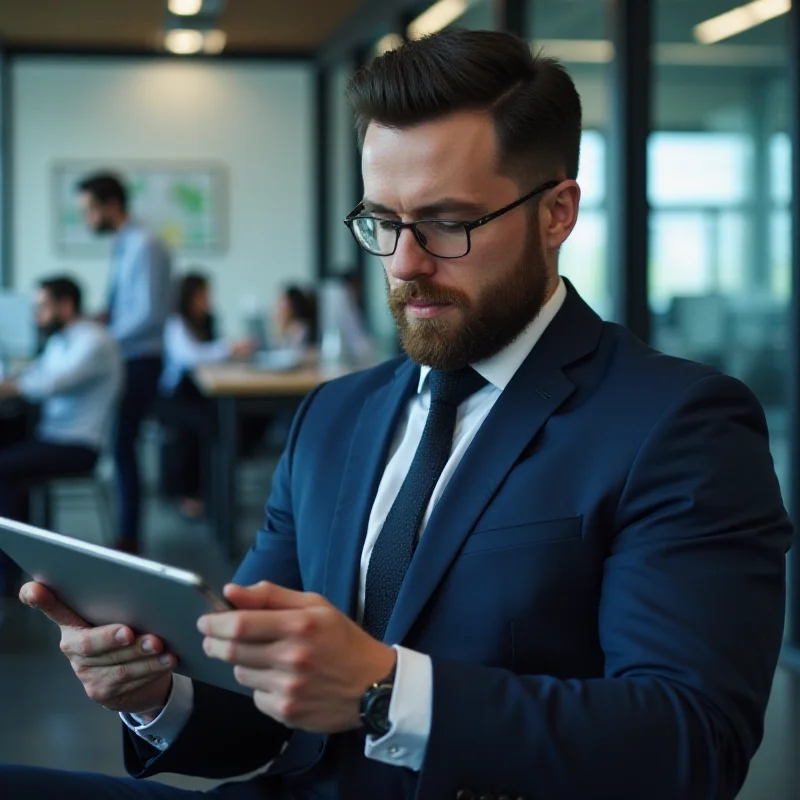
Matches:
[360,198,489,217]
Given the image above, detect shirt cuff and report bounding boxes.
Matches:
[364,646,432,772]
[120,674,194,751]
[15,371,43,400]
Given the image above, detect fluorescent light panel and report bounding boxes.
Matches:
[693,0,790,44]
[407,0,468,40]
[164,29,204,54]
[375,33,405,56]
[164,28,226,55]
[168,0,203,15]
[531,38,784,67]
[203,29,227,54]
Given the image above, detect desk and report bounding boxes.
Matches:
[193,363,351,558]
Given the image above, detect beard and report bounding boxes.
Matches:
[94,215,115,235]
[387,229,550,371]
[39,319,65,339]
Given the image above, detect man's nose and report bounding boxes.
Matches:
[387,227,437,282]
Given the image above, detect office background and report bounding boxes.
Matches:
[0,0,798,796]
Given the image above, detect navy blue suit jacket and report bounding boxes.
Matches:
[126,283,792,799]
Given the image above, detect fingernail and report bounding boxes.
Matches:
[197,617,207,634]
[141,639,153,652]
[158,654,172,665]
[115,628,129,644]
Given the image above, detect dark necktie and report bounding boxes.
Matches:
[362,366,488,640]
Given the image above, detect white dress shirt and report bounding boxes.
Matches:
[124,279,568,771]
[17,319,122,451]
[107,222,172,361]
[159,315,231,394]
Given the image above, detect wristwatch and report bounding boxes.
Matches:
[360,664,396,737]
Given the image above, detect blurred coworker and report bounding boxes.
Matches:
[271,285,317,350]
[77,173,172,554]
[158,273,255,520]
[0,277,122,597]
[340,269,376,365]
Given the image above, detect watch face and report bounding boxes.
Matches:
[364,686,392,735]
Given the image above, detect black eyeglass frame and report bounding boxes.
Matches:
[343,179,561,259]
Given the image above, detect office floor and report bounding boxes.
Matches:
[0,463,798,799]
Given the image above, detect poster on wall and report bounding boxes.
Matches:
[52,161,228,256]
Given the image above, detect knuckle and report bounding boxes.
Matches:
[285,675,307,697]
[277,698,299,724]
[224,641,238,662]
[286,646,312,672]
[111,663,130,683]
[290,613,315,638]
[77,631,94,657]
[84,681,108,703]
[231,616,248,639]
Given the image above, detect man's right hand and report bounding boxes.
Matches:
[20,582,175,720]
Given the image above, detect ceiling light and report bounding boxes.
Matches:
[203,29,227,54]
[533,39,614,63]
[164,28,204,55]
[168,0,203,15]
[693,0,790,44]
[375,33,404,56]
[407,0,468,40]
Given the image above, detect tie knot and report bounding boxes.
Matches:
[428,367,488,407]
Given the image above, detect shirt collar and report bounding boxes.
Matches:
[417,277,567,394]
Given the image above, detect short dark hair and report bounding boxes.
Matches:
[40,276,82,314]
[346,29,582,185]
[76,172,128,211]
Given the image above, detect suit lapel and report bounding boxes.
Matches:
[322,360,418,618]
[383,284,603,644]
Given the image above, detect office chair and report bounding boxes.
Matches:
[29,464,115,546]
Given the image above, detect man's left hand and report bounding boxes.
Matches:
[0,380,20,398]
[198,582,396,733]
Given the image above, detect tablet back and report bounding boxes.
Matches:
[0,517,248,696]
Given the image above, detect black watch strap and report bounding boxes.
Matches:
[360,663,397,737]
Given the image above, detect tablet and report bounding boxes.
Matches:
[0,517,248,696]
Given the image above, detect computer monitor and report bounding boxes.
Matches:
[0,290,37,367]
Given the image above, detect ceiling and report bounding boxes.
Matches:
[0,0,365,53]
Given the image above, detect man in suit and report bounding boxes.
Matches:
[1,29,791,800]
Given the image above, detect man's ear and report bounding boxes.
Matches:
[541,180,581,252]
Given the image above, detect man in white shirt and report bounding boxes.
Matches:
[3,30,790,800]
[78,172,172,554]
[0,276,121,598]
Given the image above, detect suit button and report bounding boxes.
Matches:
[456,791,476,800]
[478,794,495,800]
[498,796,512,800]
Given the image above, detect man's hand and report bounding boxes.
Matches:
[0,380,20,398]
[20,582,175,719]
[199,582,396,733]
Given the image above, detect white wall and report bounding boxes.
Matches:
[12,57,314,336]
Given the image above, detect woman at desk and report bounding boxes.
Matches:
[158,272,254,520]
[271,284,317,351]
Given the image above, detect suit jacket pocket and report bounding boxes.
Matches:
[459,516,582,555]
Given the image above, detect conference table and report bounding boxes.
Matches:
[193,361,353,558]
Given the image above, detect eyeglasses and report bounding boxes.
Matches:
[343,180,559,260]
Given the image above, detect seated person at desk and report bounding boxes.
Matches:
[271,285,317,351]
[0,276,121,596]
[337,269,377,365]
[158,272,254,520]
